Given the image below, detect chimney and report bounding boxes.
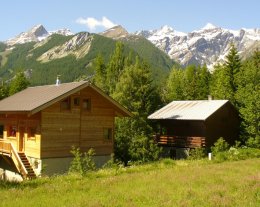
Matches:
[208,95,213,100]
[56,75,61,86]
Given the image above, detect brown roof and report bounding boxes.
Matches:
[0,81,132,117]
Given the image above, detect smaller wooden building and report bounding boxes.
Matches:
[0,81,131,179]
[148,100,239,152]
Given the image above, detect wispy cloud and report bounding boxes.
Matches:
[76,16,117,31]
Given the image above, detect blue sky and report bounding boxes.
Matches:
[1,0,260,41]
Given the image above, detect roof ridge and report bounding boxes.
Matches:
[28,80,89,88]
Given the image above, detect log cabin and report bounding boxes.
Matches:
[0,81,132,179]
[148,100,239,158]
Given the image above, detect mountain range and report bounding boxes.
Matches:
[0,25,174,85]
[3,23,260,71]
[135,23,260,69]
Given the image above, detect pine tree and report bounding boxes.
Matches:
[236,50,260,146]
[210,44,241,105]
[93,53,107,93]
[196,64,210,100]
[106,42,126,94]
[183,64,198,100]
[112,57,160,165]
[9,72,30,95]
[0,81,8,100]
[164,67,185,102]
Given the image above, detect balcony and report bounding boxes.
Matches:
[154,134,205,148]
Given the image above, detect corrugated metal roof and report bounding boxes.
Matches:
[0,81,132,117]
[148,100,229,120]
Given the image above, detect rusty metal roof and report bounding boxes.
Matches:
[0,81,132,117]
[148,100,229,120]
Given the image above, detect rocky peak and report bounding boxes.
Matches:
[6,24,73,46]
[100,25,128,39]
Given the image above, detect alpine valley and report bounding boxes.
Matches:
[0,25,174,85]
[0,23,259,85]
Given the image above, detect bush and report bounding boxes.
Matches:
[246,137,260,148]
[213,147,260,162]
[69,146,96,175]
[188,148,206,160]
[211,137,229,155]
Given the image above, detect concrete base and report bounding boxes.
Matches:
[41,155,111,176]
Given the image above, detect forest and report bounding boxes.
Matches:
[0,41,259,165]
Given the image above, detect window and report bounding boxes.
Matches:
[104,128,112,140]
[82,98,91,111]
[9,126,17,137]
[61,98,71,111]
[73,97,80,107]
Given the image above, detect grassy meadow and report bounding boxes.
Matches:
[0,158,259,207]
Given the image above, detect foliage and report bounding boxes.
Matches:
[236,49,260,146]
[0,82,9,100]
[210,43,242,106]
[211,137,230,155]
[213,147,260,162]
[69,146,96,175]
[163,64,210,102]
[8,72,30,95]
[188,148,207,160]
[111,57,161,165]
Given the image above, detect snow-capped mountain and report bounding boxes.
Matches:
[135,23,260,68]
[6,25,73,46]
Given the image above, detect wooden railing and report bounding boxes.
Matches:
[0,139,11,154]
[154,135,206,148]
[0,139,28,177]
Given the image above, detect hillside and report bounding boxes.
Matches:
[0,158,259,206]
[0,25,175,86]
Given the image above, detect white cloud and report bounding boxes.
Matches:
[76,16,117,31]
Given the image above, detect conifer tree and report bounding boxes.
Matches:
[210,44,241,105]
[164,67,185,102]
[106,42,126,94]
[113,57,160,165]
[9,72,30,95]
[236,50,260,146]
[93,53,107,93]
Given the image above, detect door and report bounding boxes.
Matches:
[19,127,25,152]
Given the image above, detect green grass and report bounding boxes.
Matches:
[0,158,259,206]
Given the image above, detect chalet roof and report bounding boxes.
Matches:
[148,100,229,121]
[0,81,132,117]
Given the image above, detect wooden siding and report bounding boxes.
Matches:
[205,103,239,146]
[0,114,41,157]
[41,87,116,158]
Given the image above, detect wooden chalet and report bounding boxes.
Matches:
[0,81,132,179]
[148,100,239,157]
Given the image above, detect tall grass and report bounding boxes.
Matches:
[0,158,259,207]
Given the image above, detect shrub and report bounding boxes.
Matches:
[246,137,260,148]
[69,146,96,175]
[188,148,206,160]
[211,137,229,155]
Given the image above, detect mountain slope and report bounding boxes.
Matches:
[0,25,175,85]
[136,23,260,68]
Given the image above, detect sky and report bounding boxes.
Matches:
[1,0,260,41]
